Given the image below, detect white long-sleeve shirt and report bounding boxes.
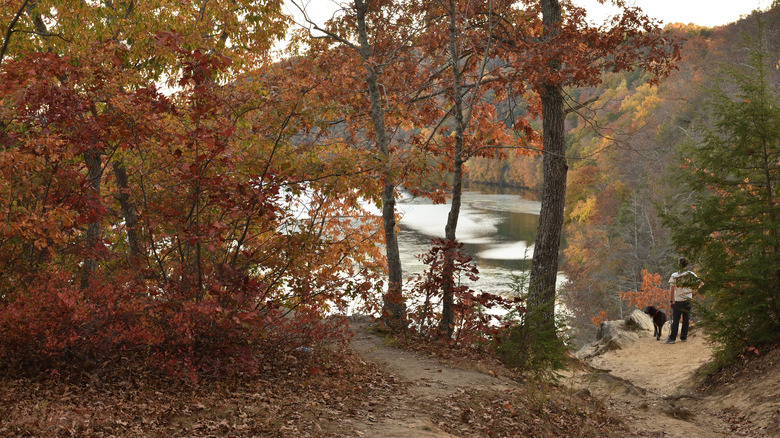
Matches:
[669,270,699,301]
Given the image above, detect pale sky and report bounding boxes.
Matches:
[276,0,773,55]
[573,0,772,27]
[284,0,774,29]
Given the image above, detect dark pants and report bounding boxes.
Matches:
[669,300,691,341]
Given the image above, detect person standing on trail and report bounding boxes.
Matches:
[664,257,701,344]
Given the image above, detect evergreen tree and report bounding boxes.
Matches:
[665,27,780,362]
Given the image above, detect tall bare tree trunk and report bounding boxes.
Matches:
[528,0,566,330]
[355,0,406,328]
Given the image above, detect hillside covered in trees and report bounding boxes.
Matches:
[550,6,780,351]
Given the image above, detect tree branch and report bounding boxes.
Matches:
[564,95,598,115]
[0,0,30,66]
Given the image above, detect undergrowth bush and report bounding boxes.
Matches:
[406,239,523,347]
[493,302,571,378]
[0,272,351,382]
[405,239,570,377]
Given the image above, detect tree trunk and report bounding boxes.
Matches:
[0,0,30,66]
[355,0,406,328]
[528,0,566,330]
[439,0,466,339]
[80,148,103,289]
[112,159,143,269]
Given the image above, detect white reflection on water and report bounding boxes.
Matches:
[477,241,534,260]
[344,189,571,317]
[398,199,501,244]
[395,190,541,294]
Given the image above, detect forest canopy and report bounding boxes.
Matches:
[0,0,776,382]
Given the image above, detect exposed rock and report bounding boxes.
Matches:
[663,405,695,421]
[605,331,639,351]
[626,309,654,332]
[574,342,601,360]
[596,320,626,343]
[575,309,656,359]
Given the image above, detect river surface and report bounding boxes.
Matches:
[396,183,545,295]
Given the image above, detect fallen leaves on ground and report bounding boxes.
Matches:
[0,352,404,437]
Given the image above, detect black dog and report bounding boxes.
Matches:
[644,306,667,340]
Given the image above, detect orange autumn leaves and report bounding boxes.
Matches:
[592,270,671,325]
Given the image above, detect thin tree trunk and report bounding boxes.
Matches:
[112,159,143,269]
[439,0,466,339]
[528,0,566,330]
[0,0,30,66]
[355,0,406,328]
[80,148,103,289]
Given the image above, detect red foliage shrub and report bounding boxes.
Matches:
[0,42,358,382]
[406,239,524,347]
[618,270,671,314]
[0,271,350,381]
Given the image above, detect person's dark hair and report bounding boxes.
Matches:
[678,257,688,269]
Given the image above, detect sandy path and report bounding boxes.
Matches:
[586,329,713,397]
[567,326,774,437]
[344,317,774,437]
[346,320,515,437]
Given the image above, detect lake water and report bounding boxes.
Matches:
[396,183,543,295]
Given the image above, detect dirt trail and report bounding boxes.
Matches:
[346,318,776,437]
[584,332,712,397]
[567,326,777,438]
[347,320,516,437]
[565,329,736,438]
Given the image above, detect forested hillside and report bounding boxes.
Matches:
[548,6,780,345]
